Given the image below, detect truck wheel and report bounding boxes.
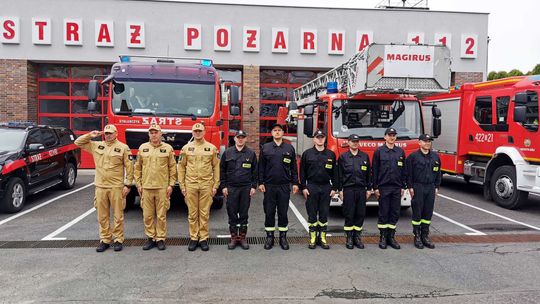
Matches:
[490,165,528,210]
[60,162,77,189]
[212,196,224,209]
[0,177,26,213]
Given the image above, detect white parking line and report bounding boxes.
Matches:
[433,212,486,236]
[438,193,540,231]
[0,182,95,227]
[289,200,309,232]
[42,208,96,241]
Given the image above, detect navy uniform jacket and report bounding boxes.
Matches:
[220,145,258,189]
[258,141,299,186]
[338,150,371,190]
[299,147,338,191]
[405,149,442,188]
[372,144,407,189]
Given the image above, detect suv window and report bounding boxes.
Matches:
[56,128,75,145]
[41,129,58,148]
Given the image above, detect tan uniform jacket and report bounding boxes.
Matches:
[178,140,220,192]
[74,133,133,188]
[134,142,177,189]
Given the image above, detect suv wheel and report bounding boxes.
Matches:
[60,163,77,189]
[1,177,26,213]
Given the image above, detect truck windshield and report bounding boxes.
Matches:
[332,99,422,139]
[0,130,25,152]
[111,81,215,117]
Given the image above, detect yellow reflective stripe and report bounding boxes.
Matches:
[387,224,396,229]
[278,227,288,232]
[411,220,421,226]
[420,219,432,225]
[318,221,328,227]
[353,226,363,231]
[320,231,328,244]
[344,226,354,231]
[308,222,317,227]
[377,224,389,229]
[265,227,276,232]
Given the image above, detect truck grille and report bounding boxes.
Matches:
[125,131,192,150]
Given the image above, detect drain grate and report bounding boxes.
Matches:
[1,234,540,249]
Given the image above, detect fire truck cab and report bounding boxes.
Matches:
[285,43,451,207]
[87,55,240,209]
[423,76,540,209]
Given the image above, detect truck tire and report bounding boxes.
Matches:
[212,196,224,209]
[0,177,26,213]
[490,165,528,210]
[59,162,77,189]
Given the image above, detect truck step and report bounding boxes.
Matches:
[28,179,62,195]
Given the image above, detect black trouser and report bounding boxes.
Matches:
[226,185,251,228]
[263,184,291,232]
[305,183,332,227]
[342,187,367,231]
[378,187,401,229]
[411,183,436,226]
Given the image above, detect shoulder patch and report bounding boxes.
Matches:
[98,145,105,150]
[160,148,167,153]
[142,148,149,152]
[204,147,211,151]
[114,148,121,152]
[188,147,195,152]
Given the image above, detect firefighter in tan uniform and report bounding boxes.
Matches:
[178,123,220,252]
[74,124,133,253]
[134,124,177,251]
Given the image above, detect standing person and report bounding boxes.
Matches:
[258,123,299,250]
[178,123,220,252]
[406,134,441,249]
[134,123,177,251]
[220,130,258,250]
[338,134,372,249]
[300,130,338,249]
[75,124,133,252]
[372,127,407,250]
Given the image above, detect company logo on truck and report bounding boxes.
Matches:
[386,53,431,62]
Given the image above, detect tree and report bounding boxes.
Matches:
[532,64,540,75]
[488,71,497,80]
[495,71,509,79]
[508,69,524,77]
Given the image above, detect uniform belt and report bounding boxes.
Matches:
[306,181,330,186]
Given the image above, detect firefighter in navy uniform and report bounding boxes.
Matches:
[258,123,299,250]
[406,134,442,249]
[220,130,258,250]
[372,127,407,250]
[300,130,338,249]
[338,134,372,249]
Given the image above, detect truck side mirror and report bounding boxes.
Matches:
[515,92,528,105]
[304,105,314,116]
[229,86,240,106]
[432,117,441,137]
[88,80,99,112]
[432,106,441,118]
[27,143,45,153]
[514,106,527,123]
[304,116,314,137]
[230,105,240,116]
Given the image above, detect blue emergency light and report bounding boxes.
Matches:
[120,56,131,63]
[327,81,338,93]
[200,59,213,67]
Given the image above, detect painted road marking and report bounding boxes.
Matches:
[0,183,95,227]
[439,193,540,231]
[42,208,96,241]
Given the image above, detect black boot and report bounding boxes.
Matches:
[353,230,364,249]
[188,239,198,251]
[387,228,401,249]
[228,226,237,250]
[264,231,274,250]
[308,226,317,249]
[199,240,209,251]
[378,228,387,249]
[315,225,322,246]
[413,225,424,249]
[421,224,435,249]
[279,231,289,250]
[142,238,155,250]
[156,240,166,251]
[345,231,354,249]
[112,241,123,252]
[319,225,330,250]
[239,225,249,250]
[96,242,110,252]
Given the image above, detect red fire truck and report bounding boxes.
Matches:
[422,76,540,209]
[284,43,451,207]
[87,55,240,208]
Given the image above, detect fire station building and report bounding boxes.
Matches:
[1,0,488,167]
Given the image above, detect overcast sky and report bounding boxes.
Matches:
[169,0,539,73]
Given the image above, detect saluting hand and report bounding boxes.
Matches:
[89,130,103,138]
[302,188,310,199]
